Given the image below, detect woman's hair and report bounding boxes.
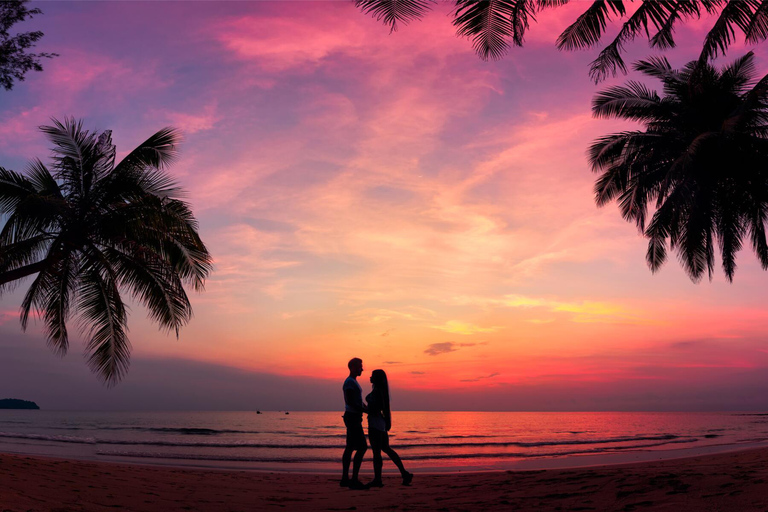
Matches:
[371,369,391,420]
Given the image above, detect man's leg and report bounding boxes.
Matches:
[341,414,354,485]
[352,444,367,481]
[341,446,353,483]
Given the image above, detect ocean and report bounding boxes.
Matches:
[1,411,767,473]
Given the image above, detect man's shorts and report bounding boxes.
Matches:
[343,412,367,450]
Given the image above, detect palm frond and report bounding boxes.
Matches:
[355,0,434,32]
[646,233,668,271]
[105,196,212,291]
[676,205,713,282]
[0,163,65,249]
[454,0,526,60]
[593,165,625,206]
[25,159,63,199]
[589,43,627,83]
[699,0,761,62]
[17,278,42,331]
[0,204,59,250]
[113,127,180,174]
[19,255,56,331]
[700,0,726,15]
[716,207,745,282]
[510,0,537,46]
[105,245,191,336]
[78,247,130,386]
[649,0,703,49]
[633,55,674,79]
[719,50,756,94]
[0,235,51,276]
[537,0,570,8]
[556,0,625,50]
[749,205,768,268]
[644,192,680,272]
[589,131,663,171]
[42,251,78,355]
[98,166,180,208]
[92,129,116,182]
[740,66,768,113]
[156,199,212,290]
[39,117,97,198]
[592,81,661,121]
[588,1,677,83]
[0,166,36,213]
[745,0,768,42]
[649,15,678,49]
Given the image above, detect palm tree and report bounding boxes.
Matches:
[0,118,212,384]
[589,52,768,282]
[355,0,768,82]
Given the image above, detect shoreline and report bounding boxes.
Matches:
[2,438,766,475]
[3,447,768,510]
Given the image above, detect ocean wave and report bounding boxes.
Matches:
[438,435,500,439]
[65,426,332,436]
[0,432,696,450]
[406,434,688,449]
[95,438,700,464]
[101,426,270,435]
[0,432,97,444]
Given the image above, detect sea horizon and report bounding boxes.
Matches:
[2,410,767,474]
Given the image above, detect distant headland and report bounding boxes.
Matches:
[0,399,39,410]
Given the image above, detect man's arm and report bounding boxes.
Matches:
[344,386,368,413]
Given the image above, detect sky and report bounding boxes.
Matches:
[2,1,768,411]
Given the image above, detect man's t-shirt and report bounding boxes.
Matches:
[343,377,363,413]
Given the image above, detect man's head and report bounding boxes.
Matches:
[348,357,363,377]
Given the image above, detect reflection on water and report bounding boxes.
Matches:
[0,411,766,472]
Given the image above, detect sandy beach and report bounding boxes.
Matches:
[1,448,768,511]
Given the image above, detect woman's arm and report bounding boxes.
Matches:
[383,389,392,431]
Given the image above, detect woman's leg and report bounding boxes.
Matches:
[379,432,408,476]
[369,429,383,483]
[382,447,407,475]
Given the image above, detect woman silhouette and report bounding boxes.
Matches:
[366,369,413,487]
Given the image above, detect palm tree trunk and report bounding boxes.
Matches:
[0,260,49,286]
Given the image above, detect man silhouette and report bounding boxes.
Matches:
[341,357,367,489]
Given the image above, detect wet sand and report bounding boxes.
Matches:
[2,448,768,511]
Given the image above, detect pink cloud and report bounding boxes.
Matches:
[213,2,477,72]
[149,103,220,135]
[217,14,369,72]
[0,310,17,326]
[0,105,48,157]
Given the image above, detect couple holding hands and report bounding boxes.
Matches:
[341,358,413,490]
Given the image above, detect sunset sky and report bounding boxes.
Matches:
[2,1,768,411]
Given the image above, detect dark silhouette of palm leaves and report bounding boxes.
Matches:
[0,118,212,385]
[355,0,435,32]
[590,52,768,282]
[699,0,761,62]
[356,0,768,81]
[356,0,565,59]
[453,0,538,60]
